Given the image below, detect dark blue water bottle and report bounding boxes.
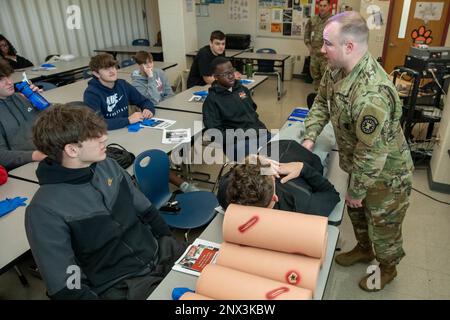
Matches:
[15,81,50,111]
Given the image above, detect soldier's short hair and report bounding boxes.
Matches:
[326,11,369,45]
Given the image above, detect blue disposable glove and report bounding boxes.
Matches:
[128,122,142,132]
[0,197,28,218]
[193,90,208,97]
[240,79,253,84]
[172,287,195,300]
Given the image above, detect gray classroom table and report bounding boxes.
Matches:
[147,213,339,300]
[0,178,40,270]
[156,75,269,114]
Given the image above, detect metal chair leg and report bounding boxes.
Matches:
[14,265,29,287]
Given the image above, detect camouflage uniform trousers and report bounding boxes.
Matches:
[310,53,328,91]
[347,173,412,266]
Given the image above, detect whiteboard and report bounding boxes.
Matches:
[256,0,314,39]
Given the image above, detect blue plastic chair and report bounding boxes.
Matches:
[134,149,218,230]
[256,48,277,72]
[132,38,150,46]
[120,59,136,68]
[34,81,57,91]
[254,48,282,100]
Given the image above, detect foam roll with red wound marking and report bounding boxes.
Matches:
[179,292,214,300]
[215,242,321,293]
[196,264,312,300]
[223,204,328,261]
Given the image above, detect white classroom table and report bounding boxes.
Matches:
[94,45,163,59]
[147,213,340,300]
[0,178,40,270]
[26,57,91,78]
[8,108,203,183]
[156,75,269,114]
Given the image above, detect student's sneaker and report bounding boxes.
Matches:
[179,182,200,193]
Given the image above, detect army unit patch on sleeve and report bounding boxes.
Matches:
[361,115,379,134]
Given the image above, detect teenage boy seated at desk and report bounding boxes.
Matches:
[202,57,269,162]
[84,54,197,192]
[218,153,340,217]
[25,104,187,300]
[187,30,241,89]
[0,59,47,170]
[84,53,155,130]
[131,51,174,105]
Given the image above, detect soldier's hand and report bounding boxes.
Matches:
[302,139,315,151]
[345,193,363,208]
[278,162,304,184]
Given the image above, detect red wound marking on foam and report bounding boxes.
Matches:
[285,270,301,285]
[266,287,290,300]
[238,216,259,233]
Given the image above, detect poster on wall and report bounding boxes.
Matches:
[283,9,292,22]
[186,0,193,12]
[273,0,287,8]
[292,7,304,36]
[283,22,292,35]
[229,0,249,22]
[259,8,270,31]
[271,23,282,32]
[259,0,272,7]
[414,2,444,23]
[272,8,283,22]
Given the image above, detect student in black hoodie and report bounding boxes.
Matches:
[202,57,270,161]
[25,103,186,300]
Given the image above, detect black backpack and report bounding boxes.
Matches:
[106,143,135,169]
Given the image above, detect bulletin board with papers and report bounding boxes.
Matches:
[257,0,314,39]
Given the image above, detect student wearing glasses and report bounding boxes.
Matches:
[202,57,269,161]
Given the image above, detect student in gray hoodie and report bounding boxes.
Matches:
[131,51,174,105]
[0,59,46,170]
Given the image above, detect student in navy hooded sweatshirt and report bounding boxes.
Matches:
[83,53,155,130]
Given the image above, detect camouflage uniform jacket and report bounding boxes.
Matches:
[304,12,332,54]
[304,53,414,200]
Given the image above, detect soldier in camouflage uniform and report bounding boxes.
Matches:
[304,0,332,91]
[302,12,414,291]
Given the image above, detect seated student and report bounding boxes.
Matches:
[0,59,46,170]
[187,30,227,89]
[131,51,174,105]
[202,57,270,161]
[0,35,33,69]
[218,154,340,217]
[84,54,196,193]
[25,103,186,300]
[83,53,155,130]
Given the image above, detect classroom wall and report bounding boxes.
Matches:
[196,0,388,75]
[158,0,198,84]
[196,0,308,75]
[0,0,148,65]
[360,0,390,60]
[145,0,161,46]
